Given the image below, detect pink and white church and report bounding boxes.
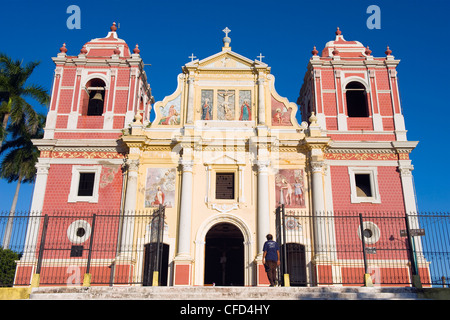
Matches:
[15,24,425,287]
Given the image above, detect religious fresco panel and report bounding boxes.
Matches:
[145,168,176,208]
[275,169,306,208]
[271,95,292,126]
[217,89,235,120]
[201,90,213,120]
[158,94,181,125]
[239,90,251,120]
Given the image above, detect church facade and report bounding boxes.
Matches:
[16,24,423,287]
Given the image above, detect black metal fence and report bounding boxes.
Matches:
[1,209,449,287]
[275,208,450,287]
[0,208,166,287]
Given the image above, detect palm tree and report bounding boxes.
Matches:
[0,114,45,249]
[0,53,49,144]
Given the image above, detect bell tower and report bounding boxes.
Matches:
[297,28,419,214]
[32,22,154,213]
[44,22,153,139]
[298,27,407,142]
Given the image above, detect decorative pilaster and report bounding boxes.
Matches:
[398,163,417,214]
[186,76,195,124]
[257,77,266,125]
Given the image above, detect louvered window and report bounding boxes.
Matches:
[215,173,235,200]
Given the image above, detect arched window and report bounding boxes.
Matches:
[84,78,106,116]
[345,81,369,117]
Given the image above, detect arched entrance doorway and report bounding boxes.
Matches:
[204,223,244,286]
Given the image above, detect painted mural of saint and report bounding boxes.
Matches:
[151,186,165,206]
[275,169,306,208]
[281,178,293,205]
[159,105,180,125]
[239,99,251,120]
[145,168,176,208]
[293,178,304,206]
[202,98,212,120]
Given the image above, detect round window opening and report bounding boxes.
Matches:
[363,228,373,238]
[76,227,86,238]
[357,221,380,245]
[67,220,92,244]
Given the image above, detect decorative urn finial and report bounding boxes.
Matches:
[336,27,342,36]
[80,45,88,55]
[312,46,318,56]
[60,43,68,54]
[332,47,340,56]
[111,22,117,32]
[133,44,140,54]
[309,112,318,124]
[365,46,372,55]
[385,46,392,56]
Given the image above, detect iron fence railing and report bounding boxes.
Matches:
[0,209,166,287]
[0,209,449,287]
[275,208,450,287]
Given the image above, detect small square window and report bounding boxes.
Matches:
[77,173,95,196]
[68,166,102,203]
[348,167,381,204]
[216,173,235,200]
[355,174,372,197]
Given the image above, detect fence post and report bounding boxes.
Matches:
[31,214,49,288]
[405,213,422,288]
[83,214,97,287]
[359,213,373,287]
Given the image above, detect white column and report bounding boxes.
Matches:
[176,160,194,257]
[257,78,266,125]
[21,161,50,261]
[311,161,326,213]
[256,160,270,255]
[120,159,139,253]
[186,77,194,124]
[311,161,328,257]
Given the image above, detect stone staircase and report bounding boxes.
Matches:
[29,286,424,300]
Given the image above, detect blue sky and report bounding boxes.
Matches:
[0,0,449,212]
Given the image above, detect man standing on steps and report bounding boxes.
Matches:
[262,234,280,286]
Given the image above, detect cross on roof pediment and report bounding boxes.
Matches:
[184,50,268,71]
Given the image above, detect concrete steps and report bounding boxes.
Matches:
[29,286,423,300]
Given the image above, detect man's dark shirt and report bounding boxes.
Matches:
[263,240,279,261]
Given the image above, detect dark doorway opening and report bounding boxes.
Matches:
[143,243,169,286]
[204,223,244,286]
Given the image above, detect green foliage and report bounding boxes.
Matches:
[0,52,50,144]
[0,113,45,183]
[0,247,19,287]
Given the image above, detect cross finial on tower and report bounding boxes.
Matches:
[223,27,231,37]
[189,53,197,62]
[257,53,265,62]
